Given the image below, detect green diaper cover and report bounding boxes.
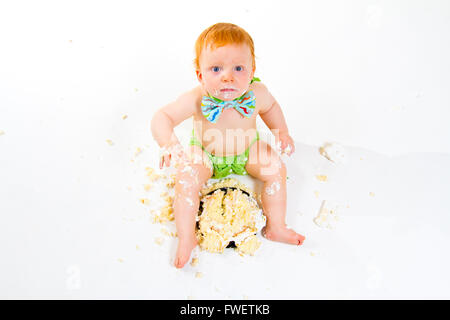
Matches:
[189,129,260,179]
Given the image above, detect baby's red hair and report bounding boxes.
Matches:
[194,22,256,71]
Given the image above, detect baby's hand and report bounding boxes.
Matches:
[277,132,295,156]
[159,142,187,169]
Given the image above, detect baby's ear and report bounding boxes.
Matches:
[196,70,203,83]
[250,65,256,80]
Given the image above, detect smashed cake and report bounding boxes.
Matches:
[196,178,266,256]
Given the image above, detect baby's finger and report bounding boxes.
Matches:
[159,156,164,169]
[286,143,295,156]
[276,140,284,154]
[280,139,288,150]
[290,143,296,154]
[287,147,293,156]
[280,141,289,155]
[161,154,170,168]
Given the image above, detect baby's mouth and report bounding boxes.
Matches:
[220,88,236,92]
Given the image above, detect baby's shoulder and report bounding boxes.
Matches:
[250,80,267,91]
[191,85,205,104]
[251,81,270,99]
[175,86,203,108]
[184,85,203,100]
[250,81,274,113]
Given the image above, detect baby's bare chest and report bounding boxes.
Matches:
[193,109,259,156]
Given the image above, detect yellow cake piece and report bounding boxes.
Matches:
[198,229,227,253]
[236,235,261,256]
[152,205,174,224]
[196,178,266,255]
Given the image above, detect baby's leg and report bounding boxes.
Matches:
[245,141,305,245]
[173,146,212,268]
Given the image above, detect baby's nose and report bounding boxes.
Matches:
[221,70,233,82]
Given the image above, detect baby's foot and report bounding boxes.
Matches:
[262,224,305,246]
[174,235,198,269]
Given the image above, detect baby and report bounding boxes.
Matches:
[151,23,305,268]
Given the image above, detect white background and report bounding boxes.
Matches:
[1,0,449,299]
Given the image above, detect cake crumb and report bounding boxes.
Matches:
[195,272,203,278]
[117,258,124,263]
[190,257,199,267]
[316,175,328,182]
[146,167,162,181]
[134,147,142,157]
[166,180,175,188]
[236,236,261,256]
[140,198,150,205]
[122,115,128,120]
[164,195,174,205]
[106,139,114,146]
[0,130,4,136]
[319,142,346,163]
[161,228,176,237]
[154,237,164,245]
[369,192,375,197]
[313,200,340,229]
[153,204,174,223]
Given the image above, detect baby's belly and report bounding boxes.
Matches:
[194,113,258,157]
[203,130,258,156]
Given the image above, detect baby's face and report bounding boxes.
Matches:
[197,43,255,101]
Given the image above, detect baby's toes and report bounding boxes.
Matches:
[174,254,189,269]
[296,234,305,245]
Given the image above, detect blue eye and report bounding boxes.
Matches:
[212,66,220,72]
[235,66,243,71]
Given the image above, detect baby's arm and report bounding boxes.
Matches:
[258,84,295,155]
[151,88,198,167]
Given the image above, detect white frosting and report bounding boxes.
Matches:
[284,144,292,155]
[178,179,189,186]
[198,187,266,248]
[276,141,293,156]
[265,181,280,196]
[182,165,193,173]
[159,143,190,168]
[185,197,194,207]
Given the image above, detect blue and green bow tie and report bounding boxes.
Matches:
[201,91,256,123]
